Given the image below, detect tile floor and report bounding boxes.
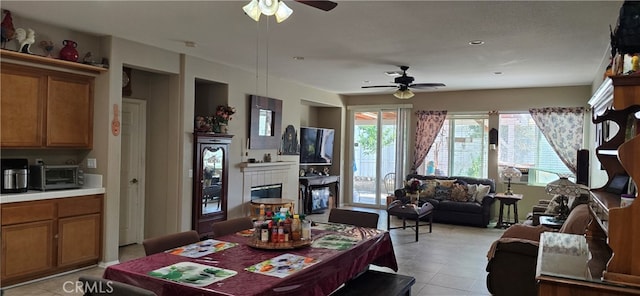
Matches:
[2,207,504,296]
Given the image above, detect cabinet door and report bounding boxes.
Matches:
[0,64,46,147]
[1,220,55,281]
[57,213,101,268]
[47,74,94,148]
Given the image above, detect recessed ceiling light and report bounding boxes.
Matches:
[363,80,371,83]
[469,40,485,45]
[185,41,197,48]
[293,56,304,60]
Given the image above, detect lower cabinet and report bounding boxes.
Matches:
[0,194,103,286]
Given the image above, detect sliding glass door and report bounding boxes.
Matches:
[351,109,406,208]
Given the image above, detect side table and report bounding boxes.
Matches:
[387,201,434,242]
[495,193,523,229]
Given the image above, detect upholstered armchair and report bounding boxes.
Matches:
[486,204,592,296]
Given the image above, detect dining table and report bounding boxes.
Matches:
[103,222,398,296]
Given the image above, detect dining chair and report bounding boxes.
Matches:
[328,208,379,228]
[383,172,396,195]
[78,275,158,296]
[142,230,200,256]
[211,216,254,238]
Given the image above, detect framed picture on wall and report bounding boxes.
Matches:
[249,95,282,150]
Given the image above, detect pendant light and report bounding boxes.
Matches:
[243,0,261,22]
[393,89,414,99]
[243,0,292,23]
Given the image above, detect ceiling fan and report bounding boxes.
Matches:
[362,66,445,99]
[294,0,338,11]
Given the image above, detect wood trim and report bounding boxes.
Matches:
[1,49,107,74]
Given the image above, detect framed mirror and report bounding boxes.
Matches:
[249,95,282,149]
[202,146,223,215]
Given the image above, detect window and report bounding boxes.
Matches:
[498,113,572,185]
[420,115,489,178]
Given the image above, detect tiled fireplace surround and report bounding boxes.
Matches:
[241,162,297,214]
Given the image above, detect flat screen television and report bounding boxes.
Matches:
[299,127,334,165]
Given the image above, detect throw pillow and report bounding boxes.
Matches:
[436,179,457,188]
[419,180,438,198]
[450,184,469,202]
[475,184,491,203]
[434,185,451,200]
[544,195,563,214]
[467,184,478,201]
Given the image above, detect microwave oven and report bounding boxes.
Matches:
[29,164,84,191]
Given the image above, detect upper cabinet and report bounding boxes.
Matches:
[1,52,102,149]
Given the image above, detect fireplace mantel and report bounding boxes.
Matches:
[240,161,297,172]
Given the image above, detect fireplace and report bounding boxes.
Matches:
[251,183,282,200]
[240,161,297,216]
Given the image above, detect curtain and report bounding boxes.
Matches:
[412,110,447,173]
[529,107,585,174]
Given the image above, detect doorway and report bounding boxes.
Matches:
[350,108,407,208]
[119,98,147,246]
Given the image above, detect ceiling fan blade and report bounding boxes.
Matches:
[362,85,397,89]
[294,0,338,11]
[409,83,446,88]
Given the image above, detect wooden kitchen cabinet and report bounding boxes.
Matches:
[1,220,55,281]
[0,63,46,147]
[1,61,95,148]
[47,74,94,148]
[0,194,103,286]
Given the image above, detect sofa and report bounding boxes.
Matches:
[394,174,496,227]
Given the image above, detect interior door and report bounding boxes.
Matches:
[119,99,146,246]
[351,110,399,207]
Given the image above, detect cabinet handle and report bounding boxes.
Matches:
[130,178,138,184]
[54,234,59,239]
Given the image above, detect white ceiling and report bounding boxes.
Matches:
[1,1,623,96]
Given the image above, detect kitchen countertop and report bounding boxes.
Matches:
[0,187,106,204]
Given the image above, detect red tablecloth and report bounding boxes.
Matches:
[103,224,398,296]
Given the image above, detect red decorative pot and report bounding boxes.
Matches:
[59,40,79,62]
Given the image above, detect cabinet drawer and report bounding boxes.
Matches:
[1,201,55,225]
[58,195,102,217]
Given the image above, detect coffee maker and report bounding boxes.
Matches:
[1,158,29,193]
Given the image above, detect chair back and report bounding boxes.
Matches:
[383,172,396,195]
[211,216,254,238]
[79,276,158,296]
[142,230,200,256]
[328,208,379,228]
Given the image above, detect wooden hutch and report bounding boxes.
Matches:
[536,75,640,295]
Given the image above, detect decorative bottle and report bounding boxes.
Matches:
[59,40,79,62]
[291,214,301,241]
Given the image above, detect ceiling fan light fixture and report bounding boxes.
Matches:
[275,1,293,23]
[243,0,261,21]
[258,0,279,16]
[394,89,414,99]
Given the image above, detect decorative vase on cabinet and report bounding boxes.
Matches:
[59,40,79,62]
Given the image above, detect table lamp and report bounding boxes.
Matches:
[545,175,582,221]
[501,167,522,195]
